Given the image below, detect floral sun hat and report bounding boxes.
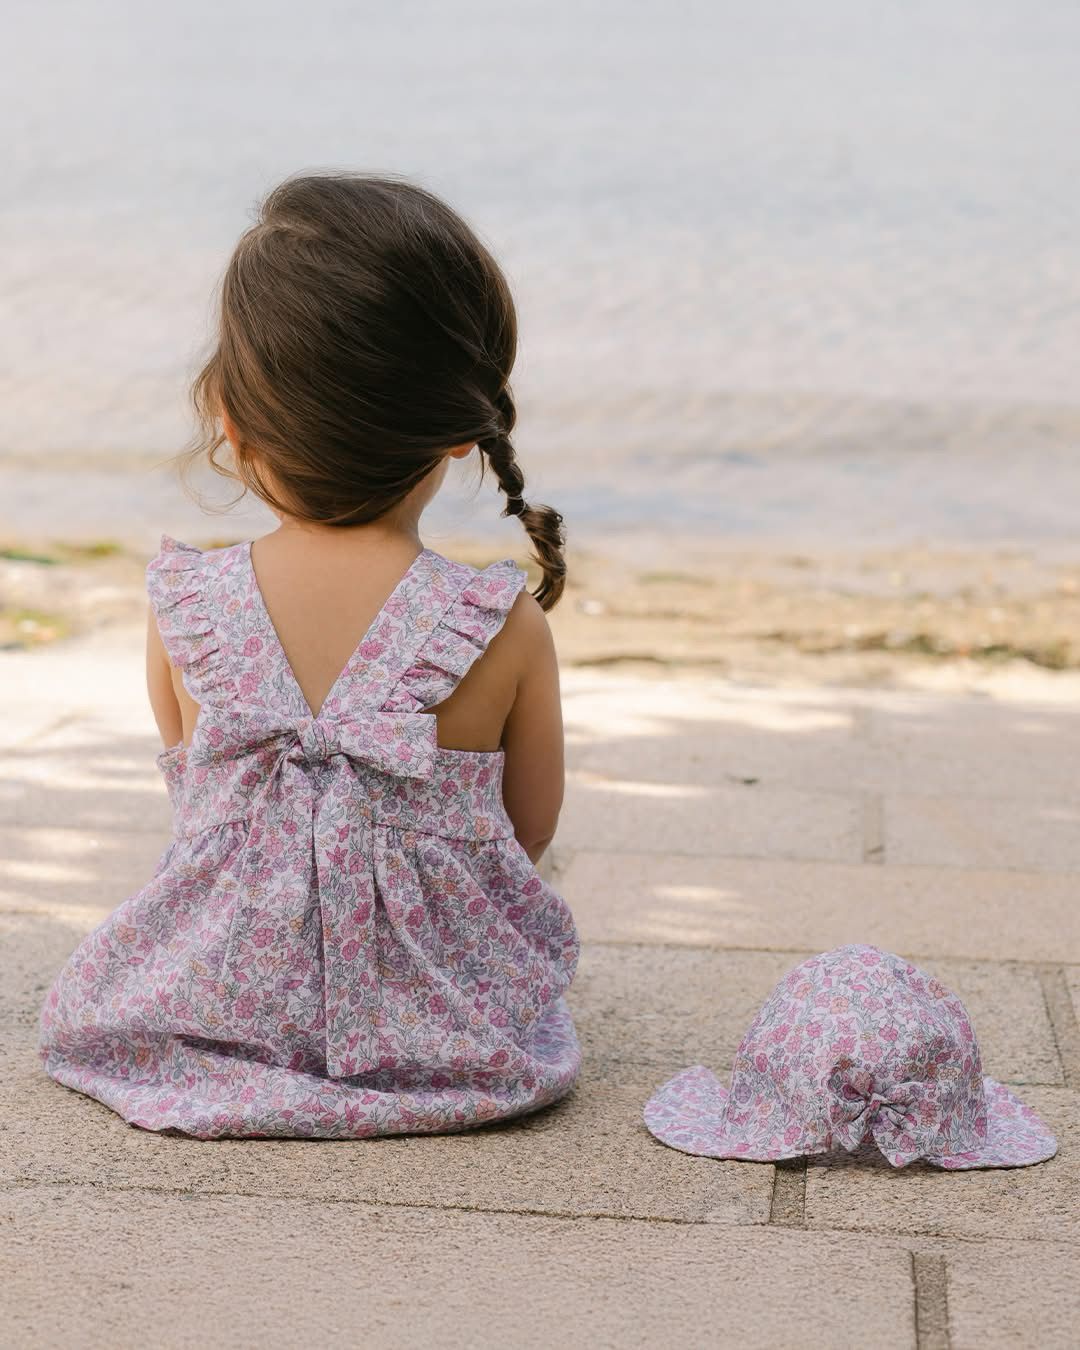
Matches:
[644,945,1057,1169]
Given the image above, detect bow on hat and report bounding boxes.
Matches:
[828,1077,970,1167]
[205,706,439,1078]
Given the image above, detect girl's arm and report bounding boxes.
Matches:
[500,594,564,863]
[145,604,183,749]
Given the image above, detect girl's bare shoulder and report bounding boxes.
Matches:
[489,586,555,667]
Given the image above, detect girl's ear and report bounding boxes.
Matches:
[446,441,476,461]
[221,408,241,449]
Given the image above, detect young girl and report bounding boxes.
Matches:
[38,174,581,1139]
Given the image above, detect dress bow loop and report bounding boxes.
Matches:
[287,710,437,780]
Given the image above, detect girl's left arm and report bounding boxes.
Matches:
[146,603,183,749]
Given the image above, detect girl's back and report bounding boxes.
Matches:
[159,522,567,854]
[38,173,581,1138]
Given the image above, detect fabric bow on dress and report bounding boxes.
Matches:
[216,707,439,780]
[201,707,439,1078]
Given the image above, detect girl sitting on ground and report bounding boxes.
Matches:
[39,173,581,1139]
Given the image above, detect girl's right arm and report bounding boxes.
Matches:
[146,604,184,749]
[500,594,565,863]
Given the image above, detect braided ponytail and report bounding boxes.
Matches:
[185,174,565,597]
[479,387,566,611]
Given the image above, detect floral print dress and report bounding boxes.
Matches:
[38,536,581,1139]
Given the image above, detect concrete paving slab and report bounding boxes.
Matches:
[2,628,149,727]
[572,944,1062,1086]
[945,1239,1080,1349]
[564,678,1080,804]
[0,1187,918,1350]
[4,779,172,833]
[573,944,796,1075]
[0,913,83,1033]
[0,716,170,830]
[804,1087,1078,1243]
[559,771,863,861]
[1064,966,1080,1027]
[5,652,1079,1345]
[927,959,1063,1086]
[558,850,1080,964]
[563,678,860,784]
[864,701,1080,804]
[0,706,65,751]
[1039,967,1080,1090]
[885,794,1080,872]
[0,826,166,920]
[2,1032,770,1225]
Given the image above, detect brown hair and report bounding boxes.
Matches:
[187,172,565,608]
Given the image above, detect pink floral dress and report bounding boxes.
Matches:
[38,536,581,1139]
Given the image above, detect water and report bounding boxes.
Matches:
[3,0,1080,548]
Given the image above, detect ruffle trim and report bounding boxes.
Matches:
[382,559,528,714]
[145,534,235,704]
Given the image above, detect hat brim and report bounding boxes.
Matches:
[923,1077,1057,1170]
[643,1065,789,1162]
[643,1066,1057,1169]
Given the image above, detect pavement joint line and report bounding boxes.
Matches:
[553,845,1080,878]
[861,793,886,864]
[0,1177,749,1229]
[799,1215,1080,1250]
[912,1251,951,1350]
[1036,965,1080,1089]
[767,1157,806,1227]
[6,1178,1078,1251]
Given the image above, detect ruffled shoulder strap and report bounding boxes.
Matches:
[145,534,237,704]
[380,553,528,713]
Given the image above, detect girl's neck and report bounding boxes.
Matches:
[263,456,442,548]
[273,512,423,549]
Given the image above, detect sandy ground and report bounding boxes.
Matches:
[5,533,1080,686]
[2,544,1079,1347]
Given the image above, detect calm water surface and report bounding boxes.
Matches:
[2,1,1079,547]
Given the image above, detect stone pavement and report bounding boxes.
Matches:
[1,628,1078,1347]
